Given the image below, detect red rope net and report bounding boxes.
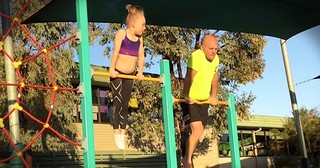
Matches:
[0,1,81,167]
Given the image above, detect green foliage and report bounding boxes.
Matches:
[126,79,164,153]
[99,23,122,59]
[282,107,320,157]
[219,32,267,88]
[2,1,267,157]
[98,23,267,155]
[143,26,196,60]
[88,23,105,45]
[272,156,300,168]
[10,1,51,20]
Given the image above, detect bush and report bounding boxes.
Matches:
[272,156,300,168]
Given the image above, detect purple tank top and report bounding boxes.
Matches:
[119,36,140,56]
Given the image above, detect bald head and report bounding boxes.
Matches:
[201,35,218,46]
[200,35,219,62]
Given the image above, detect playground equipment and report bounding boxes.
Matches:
[0,1,241,168]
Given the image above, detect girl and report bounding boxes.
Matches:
[109,4,146,150]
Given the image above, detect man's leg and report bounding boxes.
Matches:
[182,121,204,168]
[180,102,190,163]
[180,124,190,160]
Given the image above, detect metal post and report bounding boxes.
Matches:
[160,60,177,168]
[252,128,261,168]
[226,93,241,168]
[280,39,309,168]
[1,1,23,167]
[75,0,96,167]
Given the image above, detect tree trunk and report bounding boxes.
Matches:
[176,59,184,83]
[194,31,201,49]
[313,154,319,168]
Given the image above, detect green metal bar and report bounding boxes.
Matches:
[75,0,96,167]
[226,93,241,168]
[160,60,177,168]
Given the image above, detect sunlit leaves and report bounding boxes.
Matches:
[219,32,267,88]
[282,107,320,157]
[99,23,267,155]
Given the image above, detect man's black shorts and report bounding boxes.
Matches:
[180,102,209,127]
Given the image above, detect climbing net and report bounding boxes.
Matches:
[0,1,81,167]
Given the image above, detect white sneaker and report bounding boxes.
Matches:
[115,134,125,150]
[120,134,126,149]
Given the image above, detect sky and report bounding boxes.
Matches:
[239,25,320,117]
[87,25,320,118]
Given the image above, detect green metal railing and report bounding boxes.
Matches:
[75,0,240,167]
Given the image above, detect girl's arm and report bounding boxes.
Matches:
[136,37,145,79]
[110,29,125,77]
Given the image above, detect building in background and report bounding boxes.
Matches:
[70,64,291,167]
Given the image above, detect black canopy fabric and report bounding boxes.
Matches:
[313,75,320,80]
[23,0,320,39]
[296,74,320,85]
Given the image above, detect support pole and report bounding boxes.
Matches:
[252,128,262,168]
[75,0,96,167]
[160,60,177,168]
[0,1,22,167]
[280,39,309,168]
[226,93,241,168]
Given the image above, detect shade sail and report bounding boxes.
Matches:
[23,0,320,39]
[312,75,320,80]
[313,75,320,79]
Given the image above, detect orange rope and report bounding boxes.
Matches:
[0,83,78,91]
[17,21,43,49]
[2,109,15,120]
[21,50,45,63]
[1,50,15,62]
[0,2,81,167]
[1,21,16,42]
[16,0,30,17]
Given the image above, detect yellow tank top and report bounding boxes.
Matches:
[188,49,219,100]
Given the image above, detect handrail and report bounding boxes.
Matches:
[93,71,161,82]
[173,98,228,105]
[93,71,228,105]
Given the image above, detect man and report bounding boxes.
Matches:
[181,35,220,168]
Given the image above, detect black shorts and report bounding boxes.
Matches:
[180,102,209,127]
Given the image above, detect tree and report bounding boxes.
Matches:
[99,23,267,157]
[126,80,165,153]
[282,107,320,167]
